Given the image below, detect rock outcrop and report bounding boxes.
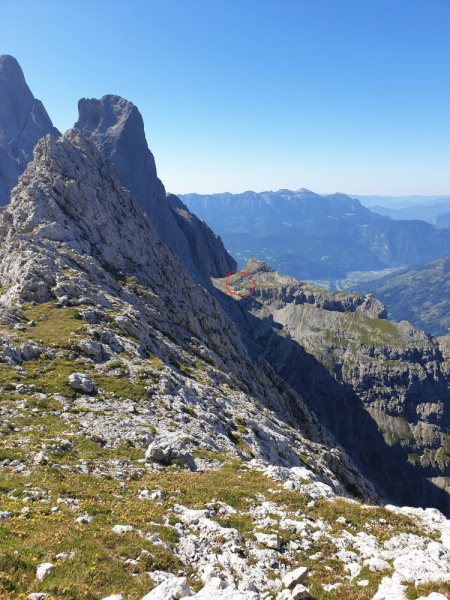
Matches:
[0,55,59,206]
[74,95,235,282]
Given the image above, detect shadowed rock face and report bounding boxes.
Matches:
[167,193,236,279]
[75,95,236,282]
[0,55,60,206]
[212,259,450,514]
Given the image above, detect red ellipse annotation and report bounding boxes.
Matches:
[226,271,256,297]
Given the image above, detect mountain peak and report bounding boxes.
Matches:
[0,55,60,206]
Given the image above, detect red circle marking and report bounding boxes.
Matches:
[226,271,256,297]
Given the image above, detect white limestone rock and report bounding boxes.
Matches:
[282,567,308,588]
[112,525,133,534]
[68,373,94,393]
[255,533,281,550]
[36,562,54,581]
[141,576,193,599]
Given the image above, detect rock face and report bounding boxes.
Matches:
[212,259,450,514]
[166,193,236,279]
[0,55,59,206]
[74,95,235,282]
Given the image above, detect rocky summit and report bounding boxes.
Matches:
[0,55,60,207]
[74,94,235,283]
[0,58,450,600]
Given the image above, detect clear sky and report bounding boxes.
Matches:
[2,0,450,195]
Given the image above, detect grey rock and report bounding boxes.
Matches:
[28,594,49,600]
[145,434,196,470]
[291,585,310,600]
[0,55,59,206]
[68,373,93,393]
[255,533,281,550]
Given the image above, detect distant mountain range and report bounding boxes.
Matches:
[180,188,450,286]
[348,194,450,224]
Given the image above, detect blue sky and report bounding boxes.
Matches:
[2,0,450,195]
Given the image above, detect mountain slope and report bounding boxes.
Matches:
[0,55,60,206]
[0,128,373,497]
[354,255,450,337]
[212,260,450,514]
[75,95,235,282]
[180,189,450,284]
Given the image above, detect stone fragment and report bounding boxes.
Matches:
[68,372,93,393]
[33,452,48,464]
[100,596,126,600]
[112,525,133,534]
[78,338,102,357]
[28,594,49,600]
[36,562,54,581]
[141,576,193,599]
[76,514,93,524]
[291,584,310,600]
[282,566,308,589]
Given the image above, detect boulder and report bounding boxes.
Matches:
[282,567,308,589]
[291,584,310,600]
[145,434,196,470]
[141,576,193,599]
[68,372,93,393]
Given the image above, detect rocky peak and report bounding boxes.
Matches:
[0,55,60,206]
[75,94,235,282]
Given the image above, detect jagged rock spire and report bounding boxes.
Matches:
[75,94,236,281]
[0,55,60,206]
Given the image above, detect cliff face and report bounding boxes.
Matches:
[166,193,236,279]
[75,95,235,282]
[0,55,60,206]
[212,259,450,514]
